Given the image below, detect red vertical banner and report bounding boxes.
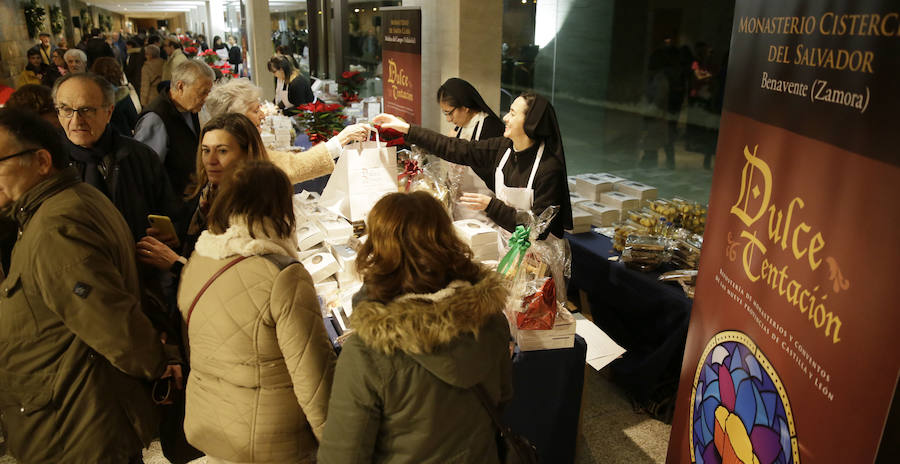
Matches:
[381,7,421,125]
[668,1,900,463]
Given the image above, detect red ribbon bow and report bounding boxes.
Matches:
[372,125,406,147]
[397,159,422,191]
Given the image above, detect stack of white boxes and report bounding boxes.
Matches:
[614,180,658,203]
[599,191,641,217]
[516,306,577,351]
[568,208,593,234]
[569,191,591,207]
[272,116,292,147]
[453,220,499,261]
[574,173,626,201]
[316,217,354,245]
[579,201,621,226]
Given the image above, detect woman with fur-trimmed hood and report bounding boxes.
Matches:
[317,191,513,464]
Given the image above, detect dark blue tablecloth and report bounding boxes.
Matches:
[566,232,691,405]
[505,335,587,464]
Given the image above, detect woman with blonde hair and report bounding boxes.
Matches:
[317,191,512,463]
[204,77,369,184]
[179,160,335,463]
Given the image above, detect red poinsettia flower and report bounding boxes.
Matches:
[184,46,198,55]
[200,49,218,56]
[341,70,360,79]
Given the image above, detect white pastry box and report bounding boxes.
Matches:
[316,217,354,245]
[568,208,593,234]
[330,243,359,284]
[568,192,591,206]
[301,251,340,283]
[614,180,658,203]
[579,202,620,226]
[516,308,576,351]
[454,219,499,261]
[567,175,578,192]
[295,223,325,251]
[599,191,640,213]
[574,174,614,201]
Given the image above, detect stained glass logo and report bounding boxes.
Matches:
[690,331,799,464]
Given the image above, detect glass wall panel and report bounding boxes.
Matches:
[502,0,736,204]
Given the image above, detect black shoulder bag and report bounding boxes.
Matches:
[471,384,539,464]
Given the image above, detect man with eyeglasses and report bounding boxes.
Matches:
[0,107,180,464]
[53,72,180,243]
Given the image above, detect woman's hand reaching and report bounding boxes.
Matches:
[372,113,410,134]
[336,123,374,145]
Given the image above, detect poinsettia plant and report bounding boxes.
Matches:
[293,101,347,144]
[338,70,365,105]
[199,49,219,65]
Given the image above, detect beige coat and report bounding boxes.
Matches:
[268,142,334,184]
[140,57,164,107]
[178,219,336,463]
[162,48,188,83]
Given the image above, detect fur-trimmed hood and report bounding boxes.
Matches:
[350,271,510,388]
[194,217,298,260]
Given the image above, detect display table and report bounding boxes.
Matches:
[565,232,692,406]
[505,335,587,464]
[322,318,586,464]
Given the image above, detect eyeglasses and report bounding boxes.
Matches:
[0,148,37,163]
[56,106,100,119]
[442,107,458,117]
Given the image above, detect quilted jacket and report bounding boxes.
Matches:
[177,219,336,463]
[317,271,513,464]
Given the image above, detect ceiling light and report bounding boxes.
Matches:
[354,8,359,12]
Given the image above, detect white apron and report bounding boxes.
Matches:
[494,142,544,211]
[275,77,290,107]
[495,142,569,302]
[451,112,493,221]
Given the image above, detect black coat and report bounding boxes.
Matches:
[66,128,180,241]
[277,74,315,109]
[125,50,145,90]
[140,91,200,198]
[408,126,568,238]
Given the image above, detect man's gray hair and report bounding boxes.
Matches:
[145,44,161,58]
[172,59,215,87]
[64,48,87,64]
[52,72,117,107]
[205,78,262,119]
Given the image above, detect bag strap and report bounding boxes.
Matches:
[185,255,249,327]
[471,384,508,434]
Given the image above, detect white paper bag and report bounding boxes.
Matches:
[320,132,397,222]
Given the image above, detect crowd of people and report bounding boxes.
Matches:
[0,27,570,464]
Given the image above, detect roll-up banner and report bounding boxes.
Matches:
[667,1,900,463]
[381,7,421,125]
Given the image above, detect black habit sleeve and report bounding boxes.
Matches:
[407,125,507,190]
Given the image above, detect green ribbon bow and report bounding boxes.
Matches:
[497,225,532,275]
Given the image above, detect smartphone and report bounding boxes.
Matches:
[148,214,178,240]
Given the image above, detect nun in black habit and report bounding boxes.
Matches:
[437,78,505,141]
[435,78,505,221]
[373,91,573,239]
